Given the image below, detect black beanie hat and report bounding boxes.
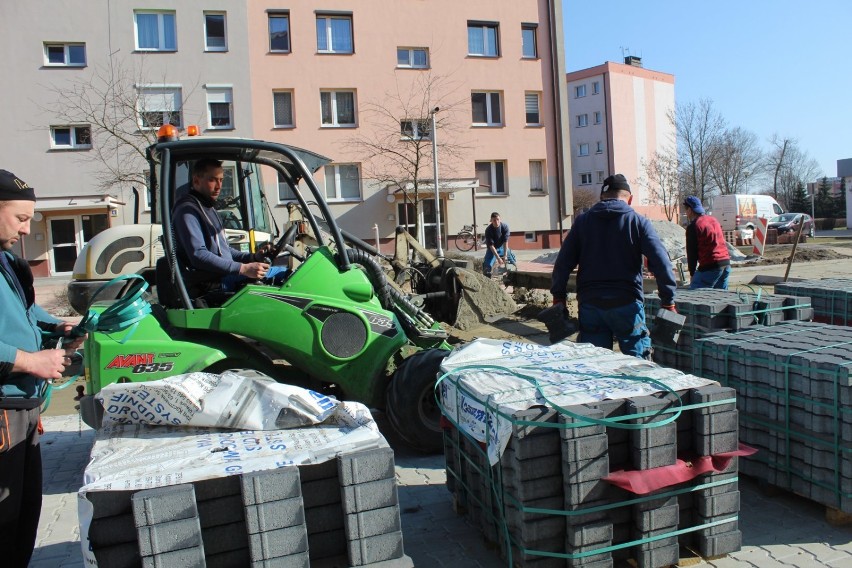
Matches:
[601,174,630,193]
[0,170,36,201]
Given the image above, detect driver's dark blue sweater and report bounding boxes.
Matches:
[172,190,252,275]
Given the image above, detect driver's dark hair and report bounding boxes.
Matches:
[192,158,223,177]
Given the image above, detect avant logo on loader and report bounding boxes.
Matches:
[106,353,154,369]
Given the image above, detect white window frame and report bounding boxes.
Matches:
[44,43,86,67]
[596,170,605,183]
[577,114,588,128]
[324,163,361,202]
[596,141,604,154]
[204,11,227,52]
[476,161,507,195]
[594,111,602,125]
[400,119,431,141]
[50,125,92,150]
[397,47,429,69]
[580,172,592,185]
[206,86,233,130]
[521,24,537,59]
[592,81,600,95]
[268,13,291,53]
[578,143,589,157]
[574,84,586,98]
[525,92,541,126]
[467,22,499,57]
[320,90,356,127]
[273,90,294,128]
[529,160,544,193]
[136,86,182,130]
[471,91,502,126]
[134,11,177,52]
[316,14,353,54]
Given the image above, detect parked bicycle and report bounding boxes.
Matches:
[454,224,486,251]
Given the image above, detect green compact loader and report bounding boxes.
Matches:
[76,132,450,451]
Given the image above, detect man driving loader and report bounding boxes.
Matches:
[172,158,284,300]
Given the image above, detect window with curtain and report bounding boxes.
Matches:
[525,92,541,125]
[317,15,353,53]
[471,92,501,126]
[529,160,544,192]
[476,161,506,194]
[324,164,360,201]
[134,11,176,51]
[137,86,182,129]
[467,22,499,56]
[320,90,356,126]
[206,87,233,128]
[273,91,294,127]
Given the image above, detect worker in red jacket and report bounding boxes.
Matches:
[683,196,731,289]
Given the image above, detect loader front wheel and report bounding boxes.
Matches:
[386,348,448,453]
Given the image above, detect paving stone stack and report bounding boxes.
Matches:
[694,320,852,513]
[775,278,852,326]
[85,446,409,568]
[646,289,813,373]
[443,386,742,567]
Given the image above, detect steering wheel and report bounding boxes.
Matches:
[271,223,301,260]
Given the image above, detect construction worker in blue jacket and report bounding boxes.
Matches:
[550,174,677,358]
[0,170,85,567]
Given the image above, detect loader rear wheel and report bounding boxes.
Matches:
[386,348,448,453]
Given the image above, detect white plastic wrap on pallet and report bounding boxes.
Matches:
[439,339,716,465]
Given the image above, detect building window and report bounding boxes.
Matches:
[320,90,356,127]
[529,160,544,193]
[397,47,429,69]
[580,172,592,185]
[475,161,506,194]
[596,170,605,183]
[467,22,499,57]
[471,92,502,126]
[596,141,604,154]
[137,87,182,129]
[273,91,294,128]
[521,24,537,58]
[50,125,91,150]
[269,13,290,52]
[594,111,602,125]
[576,114,588,128]
[574,84,586,98]
[525,93,541,125]
[206,87,233,129]
[400,119,431,140]
[578,143,589,157]
[592,81,600,95]
[324,164,361,201]
[316,14,353,54]
[278,170,297,201]
[44,43,86,66]
[134,11,176,51]
[204,12,227,51]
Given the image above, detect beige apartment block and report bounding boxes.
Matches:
[566,57,675,220]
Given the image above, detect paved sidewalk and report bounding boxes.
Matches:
[32,414,852,568]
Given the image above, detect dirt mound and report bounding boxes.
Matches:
[750,245,852,265]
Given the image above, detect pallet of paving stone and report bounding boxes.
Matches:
[694,320,852,514]
[775,278,852,326]
[82,445,412,567]
[645,289,813,374]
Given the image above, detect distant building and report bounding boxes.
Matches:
[565,57,675,219]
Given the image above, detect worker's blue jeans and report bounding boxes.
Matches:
[483,246,517,277]
[689,266,730,290]
[578,300,651,359]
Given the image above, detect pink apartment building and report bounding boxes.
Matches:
[566,57,675,220]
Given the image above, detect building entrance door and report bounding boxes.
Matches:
[48,217,78,274]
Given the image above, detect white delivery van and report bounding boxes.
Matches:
[709,194,784,232]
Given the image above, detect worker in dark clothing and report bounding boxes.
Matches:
[550,174,677,358]
[683,196,731,290]
[482,212,516,278]
[0,169,85,567]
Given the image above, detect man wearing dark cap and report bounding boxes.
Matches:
[482,211,515,278]
[0,170,85,566]
[683,195,730,289]
[550,174,676,358]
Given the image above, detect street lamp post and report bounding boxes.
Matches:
[430,107,443,258]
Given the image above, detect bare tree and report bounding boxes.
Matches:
[708,127,764,195]
[639,149,680,221]
[672,98,726,202]
[572,187,599,216]
[41,56,200,195]
[764,135,822,208]
[344,71,470,243]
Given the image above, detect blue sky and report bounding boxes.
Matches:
[564,0,849,178]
